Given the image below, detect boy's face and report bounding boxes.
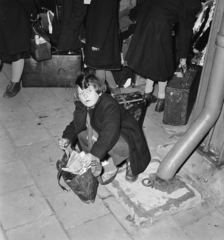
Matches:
[78,85,100,108]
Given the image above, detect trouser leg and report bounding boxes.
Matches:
[78,130,129,166]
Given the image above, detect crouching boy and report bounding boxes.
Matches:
[59,73,151,182]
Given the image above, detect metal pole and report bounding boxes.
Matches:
[157,13,224,181]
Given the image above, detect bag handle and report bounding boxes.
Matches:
[47,10,54,34]
[56,159,69,192]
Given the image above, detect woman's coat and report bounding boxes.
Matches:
[0,0,37,55]
[83,0,121,69]
[125,0,202,81]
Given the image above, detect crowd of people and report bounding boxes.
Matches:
[0,0,203,181]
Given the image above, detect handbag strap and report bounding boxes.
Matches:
[56,160,69,192]
[47,11,54,34]
[86,112,93,150]
[87,111,118,185]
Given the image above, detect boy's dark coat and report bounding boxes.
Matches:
[62,94,151,176]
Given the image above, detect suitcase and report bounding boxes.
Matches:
[163,65,202,126]
[114,92,147,127]
[22,50,81,88]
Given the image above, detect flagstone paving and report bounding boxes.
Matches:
[1,63,224,240]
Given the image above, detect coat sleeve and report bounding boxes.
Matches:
[69,0,88,31]
[16,0,38,20]
[62,102,87,143]
[90,99,121,160]
[91,0,117,49]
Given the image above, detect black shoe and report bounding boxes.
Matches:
[143,92,157,104]
[3,81,21,98]
[155,98,165,112]
[125,159,138,182]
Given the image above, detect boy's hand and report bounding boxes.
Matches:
[59,138,70,149]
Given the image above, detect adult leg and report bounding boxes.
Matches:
[95,69,106,83]
[3,59,24,98]
[155,81,167,112]
[143,78,157,104]
[105,70,121,94]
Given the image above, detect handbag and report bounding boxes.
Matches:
[30,21,52,62]
[56,114,118,204]
[56,151,99,204]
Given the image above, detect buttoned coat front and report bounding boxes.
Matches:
[62,93,151,176]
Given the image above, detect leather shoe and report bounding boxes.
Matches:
[125,159,138,182]
[155,98,165,112]
[143,92,157,104]
[3,81,21,98]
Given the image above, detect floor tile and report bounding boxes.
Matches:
[0,106,37,129]
[0,160,34,194]
[50,87,74,103]
[0,94,28,112]
[18,140,62,172]
[20,88,63,113]
[6,215,69,240]
[143,116,173,151]
[172,200,215,227]
[47,191,110,229]
[0,127,9,141]
[7,122,51,147]
[103,196,138,234]
[0,138,20,164]
[0,225,7,240]
[36,107,72,141]
[49,88,75,112]
[0,186,52,230]
[132,217,191,240]
[29,163,62,197]
[183,211,224,240]
[67,214,132,240]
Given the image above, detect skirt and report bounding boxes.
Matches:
[0,51,30,62]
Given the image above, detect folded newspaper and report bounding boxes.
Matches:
[62,151,91,175]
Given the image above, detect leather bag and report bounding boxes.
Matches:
[56,152,99,204]
[30,21,52,62]
[22,49,81,87]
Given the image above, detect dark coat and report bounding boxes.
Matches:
[84,0,121,69]
[125,0,201,81]
[0,0,37,55]
[52,0,87,51]
[62,93,151,176]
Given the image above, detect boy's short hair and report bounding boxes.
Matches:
[73,73,107,100]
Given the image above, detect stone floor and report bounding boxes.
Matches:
[1,63,224,240]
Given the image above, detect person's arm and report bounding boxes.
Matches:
[62,101,86,144]
[90,99,121,160]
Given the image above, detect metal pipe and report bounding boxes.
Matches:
[156,13,224,181]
